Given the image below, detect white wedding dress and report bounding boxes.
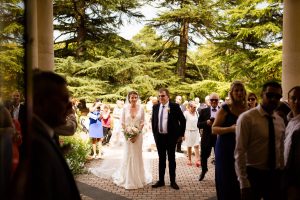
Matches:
[112,105,152,189]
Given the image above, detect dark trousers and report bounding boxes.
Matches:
[176,138,182,152]
[247,167,283,200]
[102,127,111,144]
[156,133,177,183]
[201,143,215,171]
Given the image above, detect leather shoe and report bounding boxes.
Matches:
[170,182,179,190]
[199,170,207,181]
[152,181,165,188]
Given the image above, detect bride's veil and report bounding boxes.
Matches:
[89,91,155,180]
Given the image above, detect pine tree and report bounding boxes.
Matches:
[53,0,143,60]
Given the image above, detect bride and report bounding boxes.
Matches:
[112,91,152,189]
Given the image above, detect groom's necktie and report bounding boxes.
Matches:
[159,105,165,133]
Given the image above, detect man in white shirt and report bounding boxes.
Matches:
[235,81,285,200]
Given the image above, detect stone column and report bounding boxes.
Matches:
[26,0,54,71]
[282,0,300,99]
[36,0,54,71]
[26,0,38,69]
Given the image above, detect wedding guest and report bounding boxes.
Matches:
[195,97,201,110]
[175,95,185,153]
[12,70,81,200]
[3,100,22,174]
[213,81,248,200]
[11,90,26,133]
[197,93,219,181]
[88,100,104,159]
[235,81,285,200]
[0,104,14,199]
[282,86,300,200]
[110,100,124,146]
[183,101,200,167]
[152,88,186,190]
[101,104,112,145]
[275,101,291,126]
[247,92,258,109]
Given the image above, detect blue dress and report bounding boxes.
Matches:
[215,104,240,200]
[89,111,103,138]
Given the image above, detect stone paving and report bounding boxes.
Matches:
[76,146,217,200]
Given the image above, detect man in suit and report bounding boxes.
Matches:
[11,91,26,132]
[152,88,186,190]
[12,70,81,200]
[175,95,185,153]
[197,92,219,181]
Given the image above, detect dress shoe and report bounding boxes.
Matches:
[152,181,165,188]
[170,182,179,190]
[199,170,207,181]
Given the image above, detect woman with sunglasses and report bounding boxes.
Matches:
[247,93,258,109]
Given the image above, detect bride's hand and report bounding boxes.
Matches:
[130,135,138,143]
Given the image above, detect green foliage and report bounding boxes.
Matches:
[170,80,231,101]
[61,133,91,175]
[0,1,24,96]
[53,0,143,60]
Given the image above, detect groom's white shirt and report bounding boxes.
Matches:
[159,101,169,133]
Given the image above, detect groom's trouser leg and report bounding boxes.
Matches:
[167,140,177,183]
[157,134,167,182]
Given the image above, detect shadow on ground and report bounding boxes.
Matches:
[77,181,129,200]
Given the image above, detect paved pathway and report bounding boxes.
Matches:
[76,147,217,200]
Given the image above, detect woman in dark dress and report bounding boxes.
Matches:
[212,81,248,200]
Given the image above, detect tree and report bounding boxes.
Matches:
[150,0,217,79]
[203,0,283,88]
[131,26,177,62]
[53,0,143,60]
[0,0,24,96]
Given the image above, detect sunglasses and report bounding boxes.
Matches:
[210,99,218,102]
[248,97,256,101]
[265,93,282,100]
[159,95,166,98]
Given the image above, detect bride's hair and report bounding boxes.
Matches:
[127,91,139,103]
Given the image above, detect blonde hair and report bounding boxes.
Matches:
[229,81,247,105]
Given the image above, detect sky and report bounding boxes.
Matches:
[118,4,158,40]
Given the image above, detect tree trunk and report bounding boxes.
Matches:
[177,19,189,79]
[74,0,86,58]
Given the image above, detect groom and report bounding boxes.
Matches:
[152,88,186,190]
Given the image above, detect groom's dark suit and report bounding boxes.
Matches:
[152,102,186,183]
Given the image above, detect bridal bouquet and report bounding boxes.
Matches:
[124,125,141,140]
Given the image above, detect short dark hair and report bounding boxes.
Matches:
[159,88,170,97]
[288,86,300,98]
[262,81,282,93]
[33,70,67,101]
